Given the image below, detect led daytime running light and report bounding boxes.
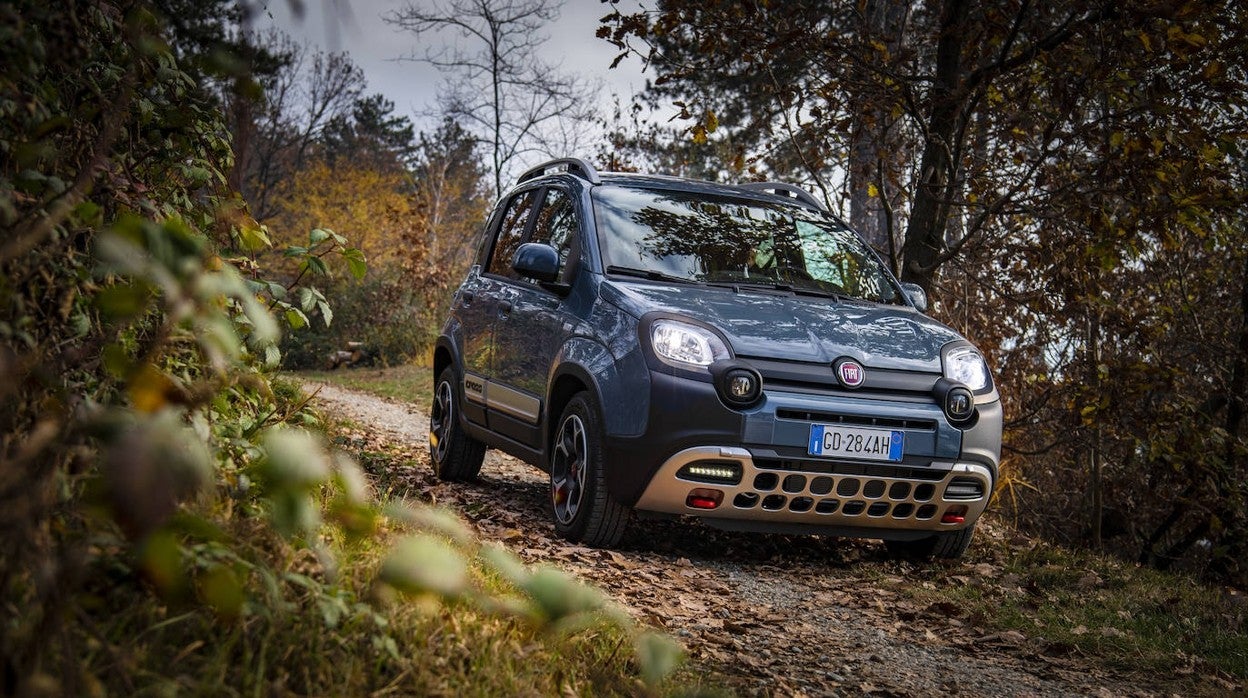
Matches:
[687,465,737,480]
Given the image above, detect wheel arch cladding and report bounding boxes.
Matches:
[433,340,455,385]
[546,371,588,454]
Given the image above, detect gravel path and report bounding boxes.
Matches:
[305,380,1169,697]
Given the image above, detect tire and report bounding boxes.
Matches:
[429,366,486,482]
[885,523,976,561]
[549,392,629,547]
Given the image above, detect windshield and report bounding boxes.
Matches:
[592,185,902,304]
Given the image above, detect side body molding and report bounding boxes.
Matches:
[462,371,542,425]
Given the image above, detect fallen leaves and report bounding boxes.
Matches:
[310,385,1242,698]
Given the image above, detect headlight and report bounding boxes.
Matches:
[650,319,730,368]
[943,346,992,392]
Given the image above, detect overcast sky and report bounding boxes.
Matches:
[256,0,653,136]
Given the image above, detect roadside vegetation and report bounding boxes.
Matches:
[888,534,1247,684]
[0,2,677,695]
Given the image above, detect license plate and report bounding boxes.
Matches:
[808,424,904,462]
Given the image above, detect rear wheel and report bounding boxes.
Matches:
[429,367,486,481]
[885,524,976,560]
[549,392,629,547]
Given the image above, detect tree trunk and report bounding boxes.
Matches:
[1089,310,1103,548]
[1208,252,1248,578]
[900,0,969,295]
[849,0,909,259]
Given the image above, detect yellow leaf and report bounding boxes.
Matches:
[691,124,707,145]
[380,535,468,599]
[867,183,879,198]
[128,364,175,413]
[237,224,271,252]
[705,110,718,133]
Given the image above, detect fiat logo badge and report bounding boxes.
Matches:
[835,358,866,388]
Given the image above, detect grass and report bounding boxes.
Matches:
[890,535,1248,684]
[298,363,435,407]
[75,522,647,696]
[51,390,685,697]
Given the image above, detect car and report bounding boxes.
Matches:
[430,157,1002,559]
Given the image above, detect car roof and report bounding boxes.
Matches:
[514,158,827,213]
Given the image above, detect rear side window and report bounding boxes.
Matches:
[487,191,536,277]
[528,188,578,280]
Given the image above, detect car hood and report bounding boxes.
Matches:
[602,280,963,372]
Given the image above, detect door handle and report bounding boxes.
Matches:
[461,290,475,304]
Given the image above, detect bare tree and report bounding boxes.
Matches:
[230,31,365,220]
[385,0,598,194]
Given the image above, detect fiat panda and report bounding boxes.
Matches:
[430,158,1001,559]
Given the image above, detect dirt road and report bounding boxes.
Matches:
[306,381,1171,697]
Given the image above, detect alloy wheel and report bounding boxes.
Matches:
[430,380,453,463]
[550,413,587,525]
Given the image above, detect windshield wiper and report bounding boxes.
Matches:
[605,265,697,285]
[729,280,844,300]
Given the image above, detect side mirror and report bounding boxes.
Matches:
[900,282,927,313]
[512,242,560,283]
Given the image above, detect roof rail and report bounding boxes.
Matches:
[516,157,602,185]
[737,182,827,211]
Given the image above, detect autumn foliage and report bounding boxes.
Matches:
[603,0,1248,582]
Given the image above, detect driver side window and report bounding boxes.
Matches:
[527,188,579,282]
[487,191,536,278]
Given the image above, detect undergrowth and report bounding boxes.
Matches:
[893,533,1247,684]
[51,384,681,696]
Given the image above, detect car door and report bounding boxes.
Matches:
[489,186,582,447]
[457,189,537,424]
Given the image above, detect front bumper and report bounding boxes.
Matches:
[606,367,1001,538]
[634,445,993,538]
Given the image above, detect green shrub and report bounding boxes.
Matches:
[0,2,680,695]
[280,268,439,369]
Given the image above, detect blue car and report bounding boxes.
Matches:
[431,158,1001,559]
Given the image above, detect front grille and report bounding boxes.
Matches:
[775,409,937,431]
[746,357,940,401]
[727,468,984,522]
[753,457,948,481]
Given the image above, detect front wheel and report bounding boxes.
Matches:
[429,367,486,481]
[885,523,976,560]
[549,392,629,547]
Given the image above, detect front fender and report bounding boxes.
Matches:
[549,337,650,438]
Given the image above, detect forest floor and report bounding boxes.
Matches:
[301,376,1244,697]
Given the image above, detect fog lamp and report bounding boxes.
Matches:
[945,387,974,422]
[728,372,756,399]
[933,378,976,426]
[710,361,763,407]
